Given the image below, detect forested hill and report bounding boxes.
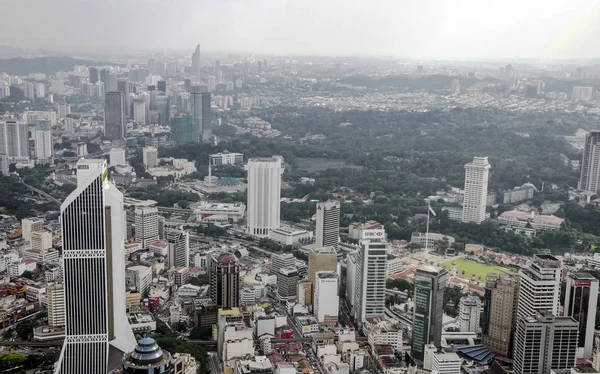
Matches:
[0,56,117,75]
[340,74,501,90]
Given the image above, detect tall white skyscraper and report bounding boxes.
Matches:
[246,157,281,237]
[0,120,29,157]
[314,271,339,326]
[563,272,599,359]
[34,130,52,161]
[462,156,490,224]
[166,229,189,268]
[135,206,159,250]
[354,229,388,325]
[516,254,561,323]
[56,159,136,374]
[315,201,340,248]
[579,131,600,193]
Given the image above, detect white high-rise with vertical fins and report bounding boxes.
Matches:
[55,159,136,374]
[246,157,281,238]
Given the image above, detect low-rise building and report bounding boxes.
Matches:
[410,232,455,249]
[194,202,246,223]
[498,210,564,231]
[270,225,313,246]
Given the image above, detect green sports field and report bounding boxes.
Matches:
[439,258,513,280]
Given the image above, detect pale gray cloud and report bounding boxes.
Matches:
[0,0,599,58]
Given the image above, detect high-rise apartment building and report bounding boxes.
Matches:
[563,272,599,359]
[308,246,337,287]
[314,271,339,326]
[134,207,159,250]
[56,159,135,373]
[209,253,240,308]
[246,157,281,237]
[142,146,158,168]
[513,311,579,374]
[354,230,388,326]
[579,131,600,193]
[572,86,594,102]
[459,295,481,333]
[482,273,520,357]
[105,91,125,140]
[516,254,561,322]
[462,156,490,224]
[109,148,126,167]
[0,120,29,157]
[31,231,52,252]
[277,266,299,301]
[270,252,295,276]
[34,130,52,161]
[166,229,189,268]
[192,44,201,79]
[411,265,448,361]
[315,201,340,248]
[47,284,65,327]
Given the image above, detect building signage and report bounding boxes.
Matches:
[361,229,385,239]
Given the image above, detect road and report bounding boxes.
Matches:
[208,352,223,374]
[21,179,61,204]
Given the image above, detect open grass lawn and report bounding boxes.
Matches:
[439,258,514,280]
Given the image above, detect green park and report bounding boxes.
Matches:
[439,258,514,280]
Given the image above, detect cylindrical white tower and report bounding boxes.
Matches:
[246,157,281,237]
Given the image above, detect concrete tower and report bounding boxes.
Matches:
[246,157,281,237]
[462,156,490,224]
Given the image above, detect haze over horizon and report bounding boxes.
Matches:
[1,0,599,59]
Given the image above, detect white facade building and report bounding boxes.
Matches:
[354,230,388,325]
[516,254,561,322]
[579,131,600,193]
[142,147,158,168]
[209,152,244,166]
[314,271,339,325]
[194,202,246,223]
[315,201,340,248]
[34,130,52,161]
[462,156,490,224]
[246,157,281,237]
[167,229,189,268]
[0,120,29,158]
[459,295,481,333]
[135,206,159,250]
[47,284,65,327]
[31,231,53,252]
[109,148,126,167]
[22,218,44,243]
[269,225,313,245]
[56,159,136,374]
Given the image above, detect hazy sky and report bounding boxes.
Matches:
[1,0,599,59]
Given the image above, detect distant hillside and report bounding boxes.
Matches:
[340,74,501,90]
[0,56,117,75]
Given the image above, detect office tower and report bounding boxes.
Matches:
[57,103,71,119]
[23,81,35,100]
[308,246,337,287]
[459,295,481,333]
[132,99,146,124]
[117,78,131,117]
[22,218,44,243]
[170,115,198,144]
[134,207,159,250]
[166,229,189,268]
[277,266,299,301]
[104,91,125,140]
[297,280,312,306]
[154,95,170,126]
[89,67,99,84]
[109,148,126,167]
[572,86,594,102]
[157,80,166,93]
[462,156,491,224]
[201,91,211,140]
[122,336,173,373]
[315,201,340,248]
[411,265,448,361]
[513,311,579,374]
[142,146,158,168]
[0,120,29,157]
[57,159,136,373]
[482,273,519,357]
[209,252,240,308]
[354,230,388,325]
[563,272,599,359]
[246,157,282,237]
[270,252,295,276]
[579,131,600,193]
[34,83,45,99]
[31,231,52,252]
[516,254,561,322]
[191,85,210,138]
[192,44,201,79]
[314,271,339,325]
[34,130,52,161]
[207,76,216,92]
[47,284,65,327]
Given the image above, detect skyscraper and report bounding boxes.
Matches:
[190,85,211,139]
[191,44,201,79]
[459,295,481,333]
[314,271,339,326]
[166,229,189,268]
[270,252,295,276]
[516,254,561,322]
[34,130,52,161]
[47,284,65,327]
[0,120,29,157]
[142,146,158,168]
[135,207,159,250]
[411,265,448,361]
[56,159,136,374]
[89,67,99,84]
[579,131,600,193]
[513,311,579,374]
[117,78,131,117]
[105,91,125,140]
[170,115,198,144]
[563,272,599,359]
[277,266,299,301]
[246,157,282,237]
[308,246,337,287]
[482,273,519,357]
[462,156,490,224]
[315,201,340,248]
[354,229,388,326]
[209,252,240,308]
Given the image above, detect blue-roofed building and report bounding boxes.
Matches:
[453,344,495,365]
[217,177,240,186]
[122,336,174,373]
